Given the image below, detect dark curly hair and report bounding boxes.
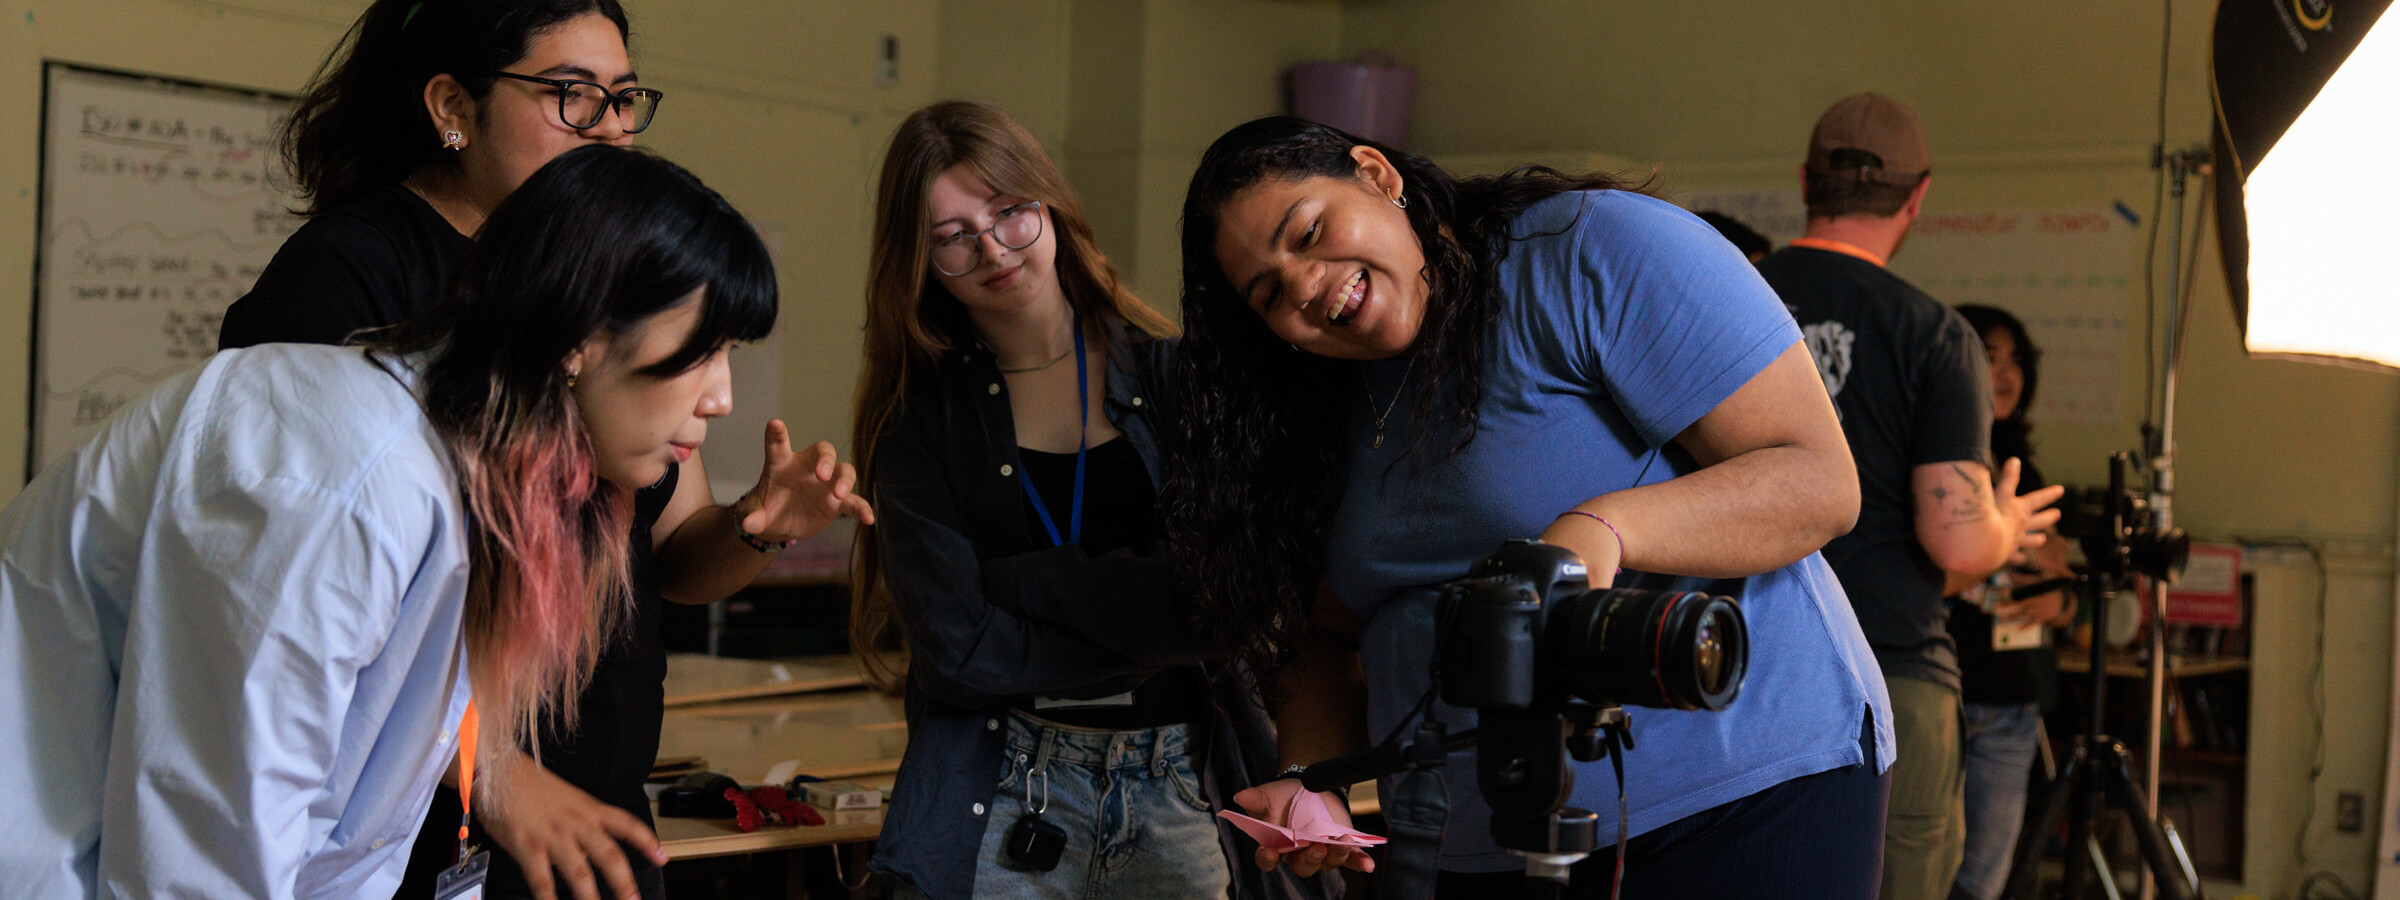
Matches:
[1163,116,1631,686]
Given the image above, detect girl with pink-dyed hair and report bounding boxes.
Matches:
[0,145,862,900]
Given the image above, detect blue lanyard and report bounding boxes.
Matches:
[1016,324,1088,547]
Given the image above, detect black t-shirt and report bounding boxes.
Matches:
[1760,245,1994,691]
[1949,459,2051,705]
[1013,437,1205,730]
[219,184,472,350]
[223,186,676,898]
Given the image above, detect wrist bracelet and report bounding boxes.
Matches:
[1555,510,1625,573]
[735,524,788,554]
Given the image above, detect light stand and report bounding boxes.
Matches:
[2137,143,2209,900]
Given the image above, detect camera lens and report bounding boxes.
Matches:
[1551,589,1748,711]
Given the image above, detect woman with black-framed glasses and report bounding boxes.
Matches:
[218,4,866,900]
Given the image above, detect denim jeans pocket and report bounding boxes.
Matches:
[1162,755,1214,815]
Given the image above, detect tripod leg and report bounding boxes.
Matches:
[2110,776,2204,900]
[2086,837,2125,900]
[2005,748,2083,900]
[2061,752,2101,900]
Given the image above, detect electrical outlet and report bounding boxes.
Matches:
[2336,791,2365,832]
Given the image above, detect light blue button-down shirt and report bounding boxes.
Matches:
[0,344,473,899]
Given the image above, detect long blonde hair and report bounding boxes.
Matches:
[849,101,1173,690]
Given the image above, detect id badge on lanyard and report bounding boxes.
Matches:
[435,700,489,900]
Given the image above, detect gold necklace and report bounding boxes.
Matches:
[1368,356,1417,450]
[998,344,1072,374]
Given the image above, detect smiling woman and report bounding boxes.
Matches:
[0,145,773,900]
[1166,117,1892,897]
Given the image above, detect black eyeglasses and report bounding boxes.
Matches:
[488,71,663,133]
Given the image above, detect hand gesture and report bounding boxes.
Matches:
[1994,458,2066,564]
[478,761,666,900]
[1229,779,1377,877]
[736,420,875,543]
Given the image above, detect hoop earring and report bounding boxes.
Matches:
[566,371,578,389]
[442,130,464,150]
[1391,194,1408,209]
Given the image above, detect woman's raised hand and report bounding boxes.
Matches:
[736,420,875,543]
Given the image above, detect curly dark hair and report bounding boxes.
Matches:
[1163,116,1630,686]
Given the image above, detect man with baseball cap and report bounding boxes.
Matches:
[1758,93,2063,900]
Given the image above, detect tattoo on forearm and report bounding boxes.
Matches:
[1934,463,1990,527]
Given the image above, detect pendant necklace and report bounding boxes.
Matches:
[1368,356,1417,450]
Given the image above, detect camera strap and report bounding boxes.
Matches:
[1015,325,1088,547]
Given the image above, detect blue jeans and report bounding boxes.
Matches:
[1950,702,2042,900]
[960,712,1231,900]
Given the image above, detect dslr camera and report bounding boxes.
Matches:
[1439,538,1748,714]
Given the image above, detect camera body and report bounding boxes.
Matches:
[1438,539,1749,715]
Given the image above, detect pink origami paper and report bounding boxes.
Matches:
[1218,789,1388,851]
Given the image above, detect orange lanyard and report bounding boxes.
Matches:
[455,700,478,865]
[1789,237,1888,268]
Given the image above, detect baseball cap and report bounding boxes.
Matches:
[1806,93,1930,186]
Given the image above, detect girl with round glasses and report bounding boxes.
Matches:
[1167,117,1894,897]
[849,102,1330,900]
[219,4,869,899]
[0,145,800,900]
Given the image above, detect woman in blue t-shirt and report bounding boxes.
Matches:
[1164,116,1895,897]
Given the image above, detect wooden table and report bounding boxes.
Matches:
[656,692,908,786]
[661,653,866,708]
[656,774,896,861]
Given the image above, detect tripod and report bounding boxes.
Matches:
[1299,704,1637,900]
[2002,456,2200,900]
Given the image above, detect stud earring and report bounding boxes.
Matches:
[442,130,464,150]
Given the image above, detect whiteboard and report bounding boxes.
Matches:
[32,64,302,476]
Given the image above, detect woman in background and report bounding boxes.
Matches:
[0,146,800,900]
[1946,304,2075,900]
[217,4,867,898]
[1167,117,1891,898]
[849,101,1329,900]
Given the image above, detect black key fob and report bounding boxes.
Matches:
[1005,812,1066,871]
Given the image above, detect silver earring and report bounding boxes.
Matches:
[442,130,464,150]
[1392,194,1408,209]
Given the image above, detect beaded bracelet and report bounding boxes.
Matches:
[1555,509,1625,573]
[736,523,789,554]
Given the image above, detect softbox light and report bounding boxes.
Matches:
[2214,0,2398,369]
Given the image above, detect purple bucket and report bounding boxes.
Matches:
[1288,57,1416,147]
